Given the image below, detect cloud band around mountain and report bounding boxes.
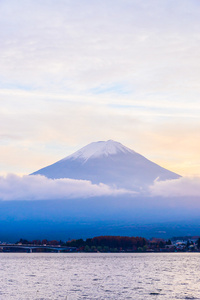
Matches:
[1,174,200,201]
[150,176,200,197]
[0,174,134,201]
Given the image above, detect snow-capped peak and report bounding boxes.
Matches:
[65,140,135,161]
[32,139,180,189]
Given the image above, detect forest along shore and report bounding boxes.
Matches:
[1,235,200,253]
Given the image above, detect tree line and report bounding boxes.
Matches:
[16,236,200,252]
[66,236,147,252]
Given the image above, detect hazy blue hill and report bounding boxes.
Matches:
[0,196,200,242]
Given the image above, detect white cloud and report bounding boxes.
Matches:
[0,174,134,201]
[1,0,200,176]
[1,0,200,97]
[150,176,200,197]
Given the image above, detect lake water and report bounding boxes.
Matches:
[0,253,200,299]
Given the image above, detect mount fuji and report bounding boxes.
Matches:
[32,140,180,191]
[3,141,200,242]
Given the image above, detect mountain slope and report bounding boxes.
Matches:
[31,140,180,190]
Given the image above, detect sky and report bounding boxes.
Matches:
[1,0,200,177]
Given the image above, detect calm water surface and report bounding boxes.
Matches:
[0,253,200,299]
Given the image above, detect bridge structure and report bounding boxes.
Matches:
[0,244,77,253]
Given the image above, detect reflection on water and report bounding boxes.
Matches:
[0,253,200,299]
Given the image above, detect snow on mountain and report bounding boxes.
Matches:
[66,140,134,161]
[31,140,180,191]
